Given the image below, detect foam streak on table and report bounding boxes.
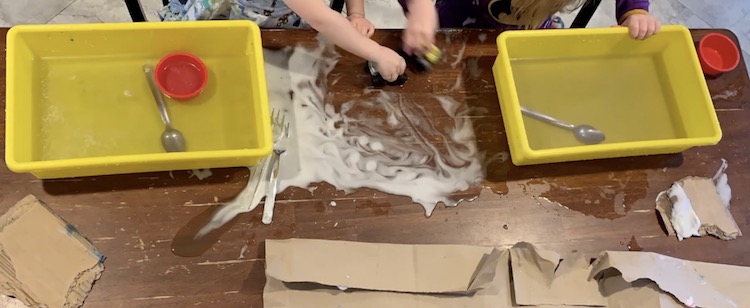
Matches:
[0,28,748,307]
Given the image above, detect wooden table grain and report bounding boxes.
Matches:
[1,28,748,307]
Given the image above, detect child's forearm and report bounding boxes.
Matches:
[615,0,650,23]
[286,0,381,61]
[345,0,366,18]
[312,13,382,60]
[404,0,435,16]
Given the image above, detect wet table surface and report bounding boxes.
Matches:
[1,28,748,307]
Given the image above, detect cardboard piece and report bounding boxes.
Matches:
[590,251,743,307]
[510,242,605,306]
[265,238,497,293]
[597,274,684,308]
[0,195,105,308]
[656,176,742,240]
[264,239,750,308]
[264,239,513,308]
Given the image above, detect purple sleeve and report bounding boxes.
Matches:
[615,0,650,22]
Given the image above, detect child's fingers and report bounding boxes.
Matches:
[418,35,433,54]
[632,20,646,40]
[366,26,375,38]
[416,42,430,55]
[408,39,426,55]
[403,29,434,55]
[628,23,638,39]
[358,24,370,37]
[641,19,657,39]
[646,21,657,38]
[649,21,661,37]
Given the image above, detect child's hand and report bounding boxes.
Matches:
[402,0,438,55]
[403,19,436,55]
[348,14,375,38]
[621,14,661,40]
[374,47,407,82]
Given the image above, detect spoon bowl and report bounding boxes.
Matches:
[573,125,606,145]
[161,127,187,153]
[520,106,605,145]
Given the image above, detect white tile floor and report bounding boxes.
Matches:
[0,0,749,72]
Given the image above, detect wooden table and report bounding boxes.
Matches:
[1,28,748,307]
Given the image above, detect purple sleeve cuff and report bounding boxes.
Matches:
[615,0,650,22]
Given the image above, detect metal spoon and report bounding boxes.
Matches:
[520,106,605,145]
[143,64,186,152]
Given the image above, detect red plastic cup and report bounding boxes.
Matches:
[155,52,208,100]
[697,33,740,77]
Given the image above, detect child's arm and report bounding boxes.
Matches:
[399,0,438,55]
[615,0,661,40]
[345,0,375,37]
[285,0,405,81]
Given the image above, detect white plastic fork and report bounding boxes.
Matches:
[262,109,290,224]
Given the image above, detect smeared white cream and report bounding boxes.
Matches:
[450,40,467,69]
[712,158,731,208]
[478,33,488,43]
[280,41,483,215]
[667,183,701,241]
[194,37,483,236]
[711,89,738,100]
[238,244,248,259]
[195,162,268,238]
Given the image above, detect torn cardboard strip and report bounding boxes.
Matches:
[265,238,498,294]
[591,251,737,307]
[264,239,510,308]
[656,176,741,241]
[511,242,605,306]
[0,195,105,308]
[264,238,750,308]
[597,274,684,308]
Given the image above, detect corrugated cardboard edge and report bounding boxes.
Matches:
[0,194,105,308]
[655,176,741,241]
[654,190,677,237]
[590,251,738,308]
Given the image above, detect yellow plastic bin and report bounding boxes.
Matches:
[5,20,272,179]
[492,25,721,166]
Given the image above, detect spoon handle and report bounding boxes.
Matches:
[143,65,172,127]
[520,106,575,130]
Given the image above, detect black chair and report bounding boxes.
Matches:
[124,0,347,22]
[570,0,602,28]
